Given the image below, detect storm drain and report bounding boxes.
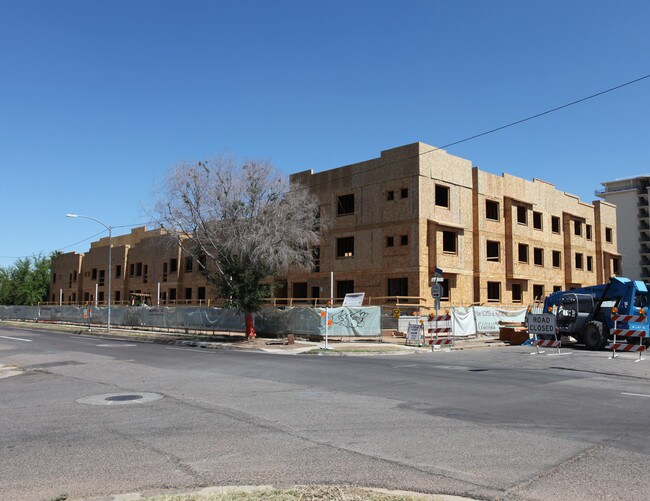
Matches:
[77,392,163,406]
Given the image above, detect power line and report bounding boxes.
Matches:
[56,230,108,251]
[112,221,156,229]
[292,73,650,192]
[0,221,157,263]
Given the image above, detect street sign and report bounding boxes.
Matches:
[431,284,442,298]
[527,313,557,335]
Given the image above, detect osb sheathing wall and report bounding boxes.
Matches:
[289,142,619,307]
[51,142,620,308]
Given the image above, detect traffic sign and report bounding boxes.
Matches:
[527,313,556,335]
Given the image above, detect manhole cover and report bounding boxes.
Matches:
[77,392,163,406]
[105,394,143,402]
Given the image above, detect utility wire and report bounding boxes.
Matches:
[55,230,109,251]
[290,73,650,192]
[4,75,649,261]
[1,221,157,262]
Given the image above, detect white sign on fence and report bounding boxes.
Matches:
[527,313,557,335]
[342,292,365,307]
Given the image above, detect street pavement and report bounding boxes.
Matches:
[1,323,650,501]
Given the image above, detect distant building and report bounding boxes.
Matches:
[50,141,621,307]
[597,175,650,280]
[50,227,209,306]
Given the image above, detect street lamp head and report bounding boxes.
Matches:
[66,213,79,218]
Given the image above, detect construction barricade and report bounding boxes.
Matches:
[530,338,566,356]
[608,313,647,362]
[428,313,453,351]
[526,311,568,356]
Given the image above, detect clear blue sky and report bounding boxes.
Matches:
[1,0,649,268]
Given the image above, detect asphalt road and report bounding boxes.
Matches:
[1,324,650,501]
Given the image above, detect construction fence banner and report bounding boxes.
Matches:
[396,306,528,337]
[256,306,381,337]
[453,306,528,335]
[0,305,381,338]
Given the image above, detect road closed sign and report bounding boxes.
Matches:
[527,313,557,335]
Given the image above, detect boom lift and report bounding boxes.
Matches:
[542,277,649,350]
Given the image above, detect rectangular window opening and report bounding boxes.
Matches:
[517,206,527,225]
[518,243,529,263]
[435,185,449,208]
[442,231,457,253]
[553,250,561,268]
[574,221,582,237]
[575,252,584,269]
[336,280,354,299]
[387,277,408,297]
[552,216,561,234]
[487,282,501,302]
[486,200,500,221]
[337,194,355,216]
[336,237,355,258]
[486,240,500,262]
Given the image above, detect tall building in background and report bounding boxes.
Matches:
[597,175,650,280]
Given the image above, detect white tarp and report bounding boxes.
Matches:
[453,306,528,335]
[396,306,528,337]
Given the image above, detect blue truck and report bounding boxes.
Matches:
[542,276,649,349]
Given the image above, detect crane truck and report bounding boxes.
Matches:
[542,276,649,350]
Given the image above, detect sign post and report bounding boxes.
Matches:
[431,268,443,318]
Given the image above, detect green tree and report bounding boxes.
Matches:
[0,254,54,305]
[155,155,322,338]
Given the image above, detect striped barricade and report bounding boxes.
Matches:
[611,314,647,323]
[429,339,453,347]
[428,313,453,351]
[530,338,565,355]
[609,313,647,362]
[611,329,647,338]
[607,342,646,362]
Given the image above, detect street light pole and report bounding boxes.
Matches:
[66,214,112,332]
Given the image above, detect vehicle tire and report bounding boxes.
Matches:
[583,321,607,350]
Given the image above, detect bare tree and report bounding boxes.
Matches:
[154,155,321,338]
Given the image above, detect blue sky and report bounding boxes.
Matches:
[1,0,649,268]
